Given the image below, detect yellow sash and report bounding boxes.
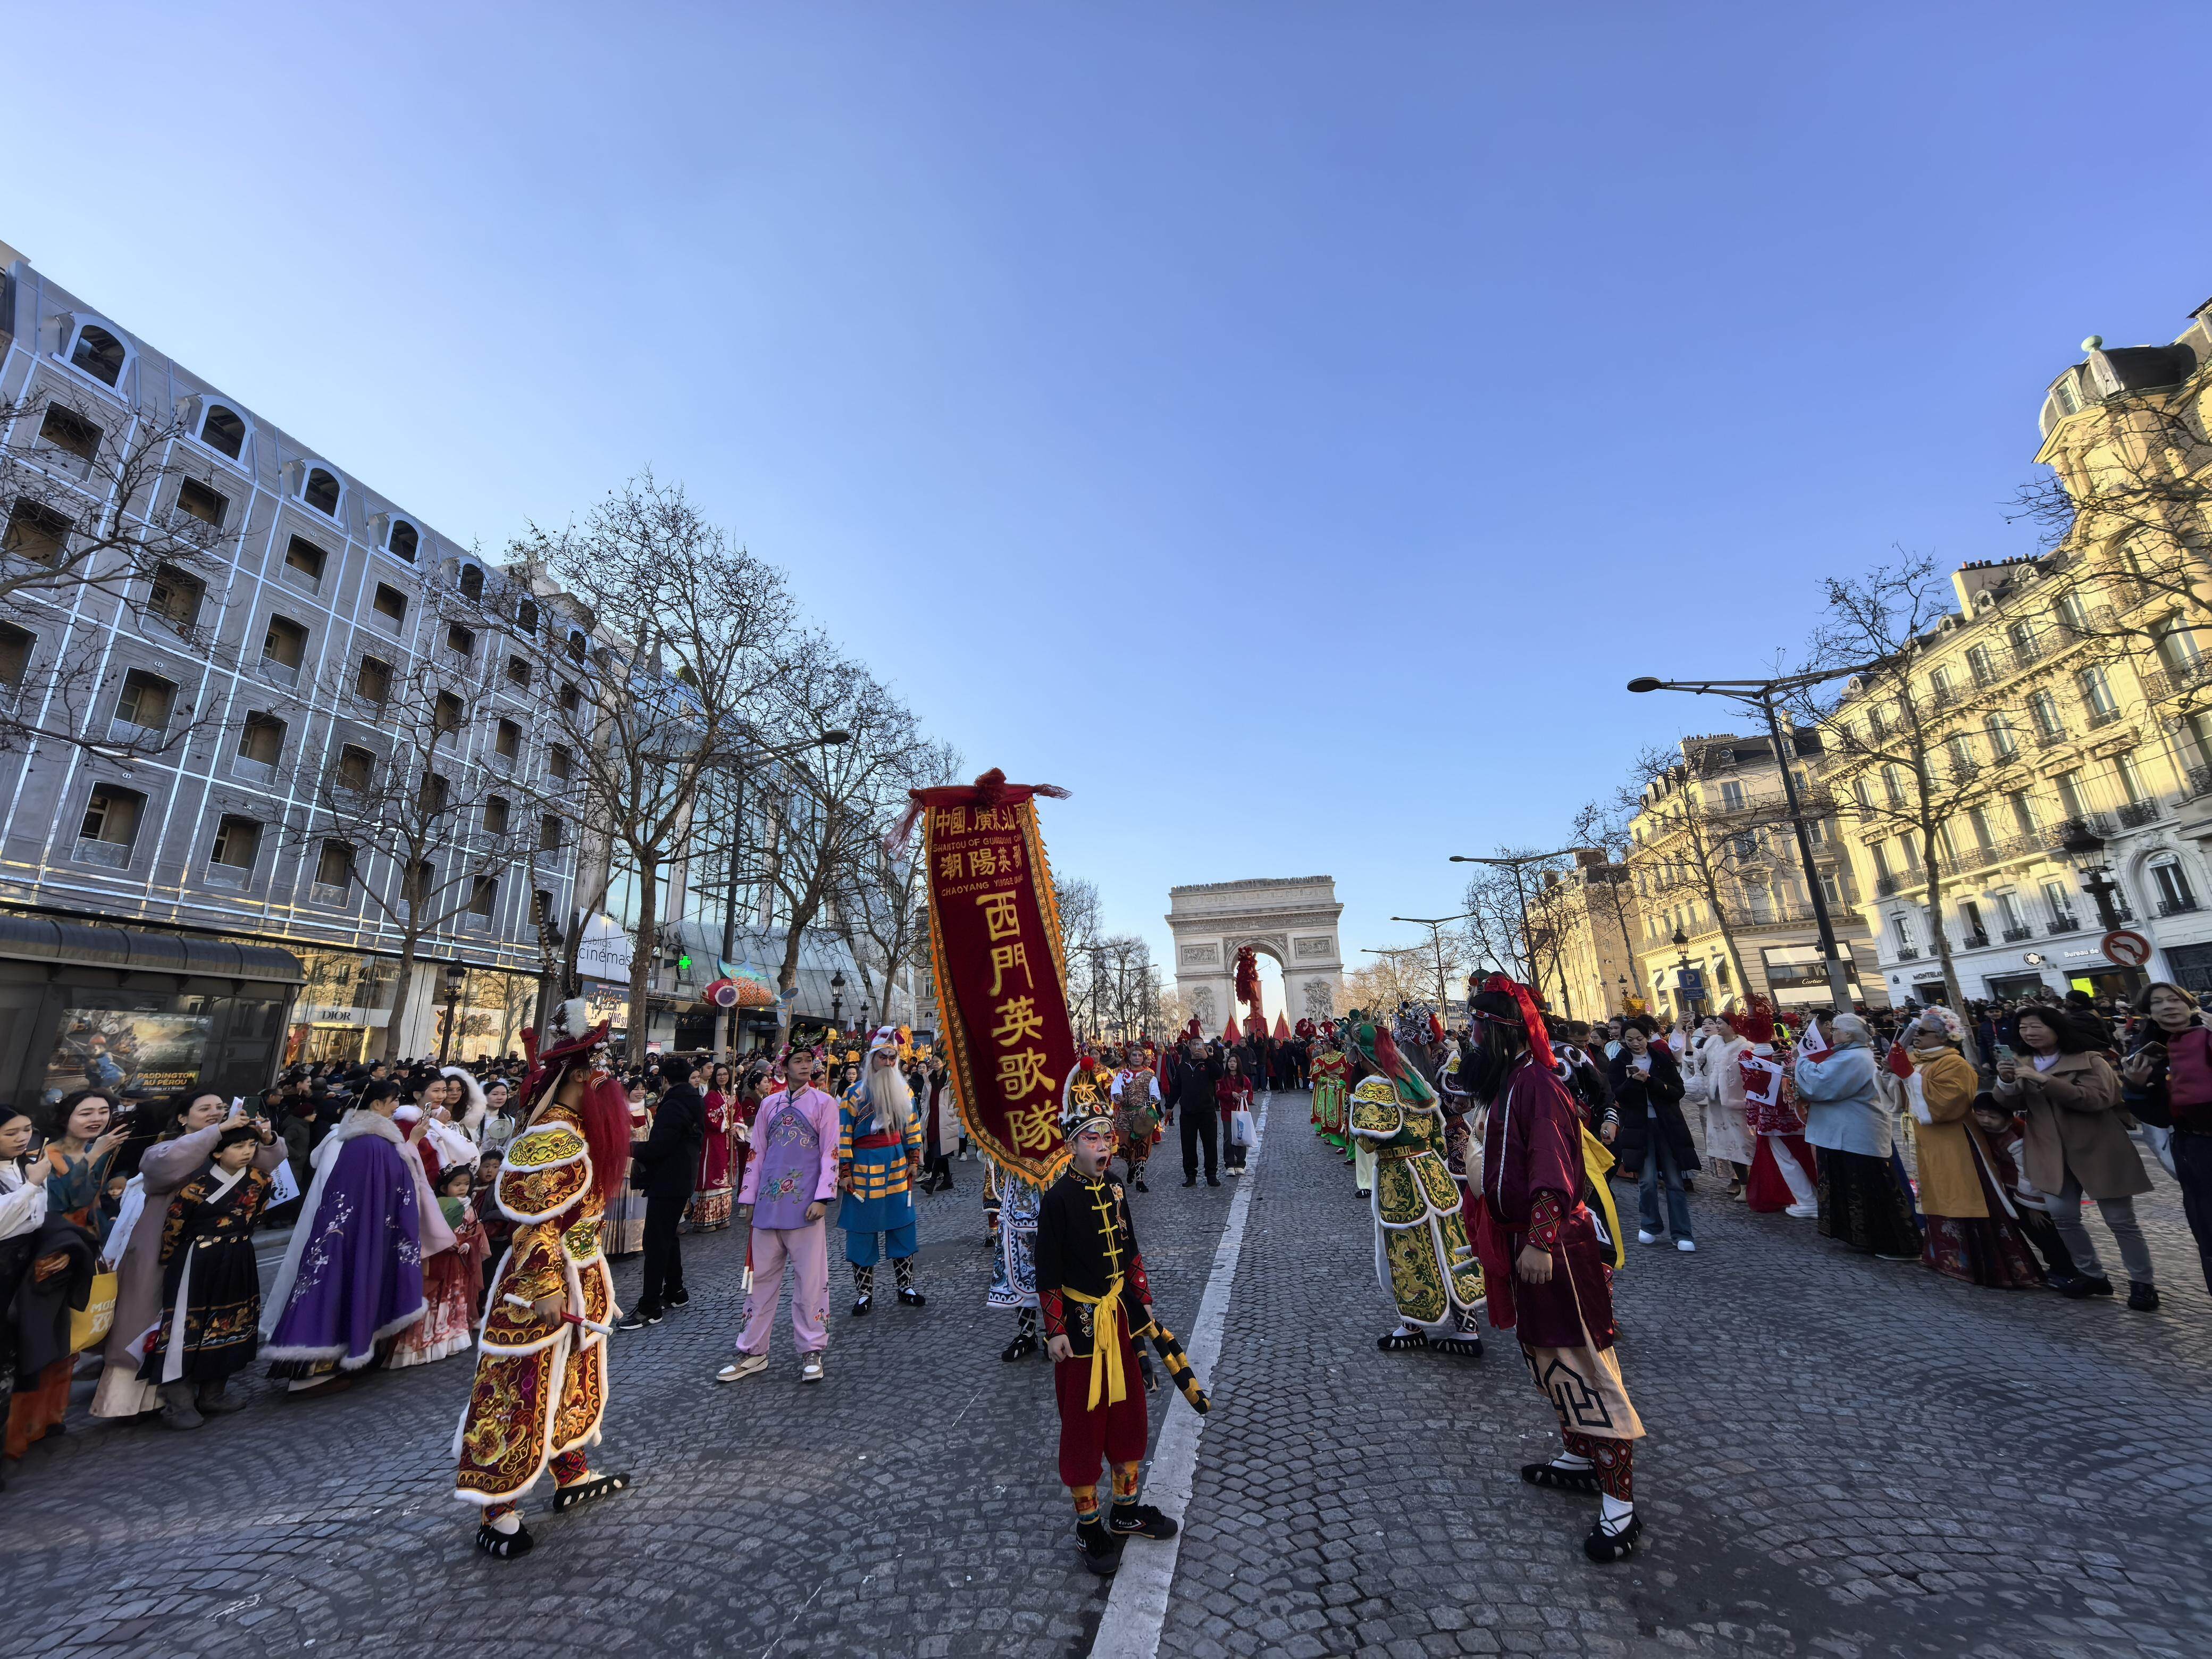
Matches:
[1580,1125,1626,1271]
[1062,1277,1129,1409]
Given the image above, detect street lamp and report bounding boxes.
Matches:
[710,727,852,1058]
[1448,851,1576,992]
[1388,914,1470,1021]
[1616,974,1629,1014]
[1671,926,1696,1019]
[2057,822,2127,932]
[1627,666,1877,1011]
[438,961,468,1065]
[829,968,845,1033]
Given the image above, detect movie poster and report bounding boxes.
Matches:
[43,1001,215,1105]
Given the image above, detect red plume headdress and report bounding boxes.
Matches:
[1471,973,1555,1073]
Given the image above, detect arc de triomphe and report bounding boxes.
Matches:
[1167,876,1344,1032]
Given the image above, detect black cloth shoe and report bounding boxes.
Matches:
[1001,1329,1038,1362]
[476,1521,535,1559]
[1135,1178,1149,1193]
[1584,1512,1641,1563]
[897,1287,926,1308]
[1521,1460,1601,1495]
[1075,1518,1124,1576]
[666,1288,690,1309]
[615,1309,662,1331]
[2128,1280,2161,1312]
[851,1295,873,1317]
[1182,1176,1196,1187]
[1110,1503,1179,1539]
[1206,1176,1221,1187]
[2062,1275,2114,1300]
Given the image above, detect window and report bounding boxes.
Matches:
[2052,376,2080,417]
[68,323,127,386]
[446,622,476,658]
[355,655,393,706]
[2042,880,2078,928]
[1821,870,1843,906]
[236,711,286,768]
[2115,751,2147,803]
[505,655,532,688]
[433,692,463,739]
[334,744,374,791]
[261,615,308,683]
[314,840,353,889]
[494,718,521,760]
[198,404,247,460]
[516,598,540,633]
[1985,713,2018,758]
[387,520,418,562]
[207,815,261,877]
[404,859,433,906]
[2008,791,2038,837]
[418,772,451,815]
[283,536,328,588]
[1929,666,1953,702]
[4,499,72,564]
[113,670,176,731]
[467,876,497,918]
[1898,836,1922,872]
[1946,733,1976,775]
[1719,781,1745,810]
[539,815,564,852]
[1967,643,1997,687]
[2152,857,2198,915]
[1882,764,1907,806]
[372,584,408,626]
[2077,665,2117,722]
[0,625,31,689]
[2054,590,2089,633]
[37,405,99,463]
[2158,622,2203,675]
[567,630,588,664]
[548,744,573,782]
[175,478,228,529]
[77,785,143,865]
[531,889,553,927]
[484,795,511,835]
[558,681,580,714]
[1967,806,1997,854]
[2008,621,2039,663]
[2029,689,2064,738]
[2055,769,2088,820]
[1961,899,1987,941]
[302,467,341,516]
[459,565,484,602]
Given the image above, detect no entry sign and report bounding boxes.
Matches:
[2100,929,2152,969]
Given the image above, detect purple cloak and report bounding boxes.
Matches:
[262,1129,427,1369]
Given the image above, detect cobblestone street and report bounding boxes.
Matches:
[5,1093,2210,1658]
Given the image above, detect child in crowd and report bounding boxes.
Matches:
[1216,1057,1254,1175]
[471,1150,512,1313]
[1970,1092,2081,1288]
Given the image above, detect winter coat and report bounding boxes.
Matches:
[1795,1045,1892,1159]
[1905,1046,1988,1219]
[1992,1050,2149,1202]
[634,1083,707,1201]
[1692,1034,1757,1164]
[1608,1046,1696,1171]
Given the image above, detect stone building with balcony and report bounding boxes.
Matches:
[1626,731,1879,1020]
[1526,848,1645,1023]
[0,242,598,1082]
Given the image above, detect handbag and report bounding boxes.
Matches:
[1229,1107,1256,1147]
[70,1268,119,1354]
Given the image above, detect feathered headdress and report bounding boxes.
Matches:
[1059,1056,1116,1142]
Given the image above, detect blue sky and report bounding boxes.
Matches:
[11,3,2212,983]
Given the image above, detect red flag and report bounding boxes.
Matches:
[1221,1013,1243,1043]
[1884,1042,1913,1078]
[1272,1013,1291,1040]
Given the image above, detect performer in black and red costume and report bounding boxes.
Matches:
[1467,973,1648,1563]
[1035,1066,1182,1576]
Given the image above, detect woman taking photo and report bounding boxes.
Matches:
[2119,979,2212,1294]
[1610,1020,1697,1251]
[1995,1004,2156,1309]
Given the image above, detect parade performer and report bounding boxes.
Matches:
[1310,1029,1352,1156]
[719,1048,841,1385]
[137,1122,274,1423]
[990,1167,1045,1360]
[452,999,634,1559]
[1737,996,1819,1217]
[1234,944,1264,1030]
[1036,1066,1182,1576]
[1467,975,1646,1563]
[1343,1027,1485,1356]
[839,1027,926,1314]
[1112,1047,1162,1192]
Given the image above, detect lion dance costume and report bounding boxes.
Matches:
[453,999,634,1558]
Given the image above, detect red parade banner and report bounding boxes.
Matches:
[909,773,1076,1187]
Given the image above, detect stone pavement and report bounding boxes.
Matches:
[5,1093,2209,1658]
[1157,1093,2212,1659]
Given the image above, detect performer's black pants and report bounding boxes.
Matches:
[1180,1108,1217,1180]
[639,1189,689,1311]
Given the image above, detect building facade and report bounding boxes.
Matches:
[1526,848,1643,1023]
[0,241,595,1085]
[1627,731,1880,1021]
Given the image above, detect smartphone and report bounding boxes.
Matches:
[1992,1043,2015,1063]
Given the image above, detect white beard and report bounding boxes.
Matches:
[865,1061,915,1138]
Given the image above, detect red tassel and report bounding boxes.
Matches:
[1481,973,1555,1073]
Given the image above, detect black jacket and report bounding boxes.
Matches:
[1607,1046,1697,1170]
[1169,1050,1221,1115]
[634,1083,706,1200]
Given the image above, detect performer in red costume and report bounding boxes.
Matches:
[1736,995,1820,1216]
[1467,974,1648,1563]
[1234,944,1264,1028]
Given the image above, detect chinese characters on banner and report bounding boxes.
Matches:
[914,774,1076,1186]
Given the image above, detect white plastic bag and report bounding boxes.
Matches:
[1229,1107,1256,1147]
[1904,1069,1933,1127]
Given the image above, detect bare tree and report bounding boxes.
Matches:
[283,651,531,1062]
[506,476,797,1062]
[834,738,962,1027]
[1570,799,1645,1004]
[0,391,240,757]
[1784,552,2034,1058]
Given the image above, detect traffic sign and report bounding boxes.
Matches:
[2100,929,2152,969]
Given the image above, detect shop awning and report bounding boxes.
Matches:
[0,915,306,985]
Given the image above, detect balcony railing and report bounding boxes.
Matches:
[2188,765,2212,800]
[2085,706,2122,730]
[1970,659,2001,690]
[2139,656,2212,705]
[2031,726,2068,749]
[2011,642,2043,670]
[1875,874,1899,896]
[2001,925,2034,943]
[203,862,250,890]
[2047,915,2082,935]
[2158,896,2201,918]
[1896,946,1921,960]
[2049,814,2116,850]
[2054,604,2117,641]
[1963,932,1991,950]
[72,837,131,870]
[2117,800,2161,828]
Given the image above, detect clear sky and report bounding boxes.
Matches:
[10,3,2212,982]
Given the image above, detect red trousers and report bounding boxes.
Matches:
[1052,1325,1149,1488]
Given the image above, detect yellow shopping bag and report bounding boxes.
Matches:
[70,1269,119,1354]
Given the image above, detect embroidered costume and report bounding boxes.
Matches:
[451,1000,633,1558]
[1111,1058,1162,1191]
[1309,1039,1351,1154]
[139,1156,272,1394]
[839,1027,928,1313]
[687,1087,736,1231]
